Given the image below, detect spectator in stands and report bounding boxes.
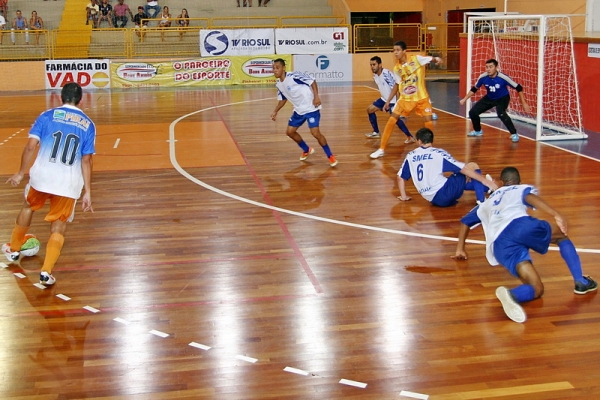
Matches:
[0,11,5,45]
[11,9,28,45]
[133,6,148,41]
[259,0,270,6]
[98,0,114,28]
[86,0,100,26]
[113,0,134,28]
[29,11,43,45]
[176,8,188,41]
[158,6,170,27]
[0,0,7,17]
[144,0,160,19]
[158,5,170,42]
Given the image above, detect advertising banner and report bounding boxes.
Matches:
[45,59,111,90]
[110,55,292,88]
[275,28,348,54]
[292,54,352,82]
[199,29,275,56]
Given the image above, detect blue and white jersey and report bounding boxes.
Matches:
[461,184,537,265]
[398,146,465,202]
[373,68,397,103]
[28,104,96,199]
[474,72,519,100]
[275,71,320,116]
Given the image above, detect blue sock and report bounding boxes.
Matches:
[558,239,587,284]
[464,169,486,202]
[297,140,310,153]
[322,144,332,158]
[368,113,379,133]
[396,118,411,137]
[510,284,536,303]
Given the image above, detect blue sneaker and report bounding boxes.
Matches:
[510,134,520,142]
[467,130,483,137]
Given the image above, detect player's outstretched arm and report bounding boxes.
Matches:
[460,165,499,191]
[6,138,39,186]
[524,193,567,234]
[81,154,94,213]
[310,81,321,107]
[270,99,287,121]
[518,91,531,113]
[397,176,412,201]
[452,223,470,260]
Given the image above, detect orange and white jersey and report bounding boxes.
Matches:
[393,54,433,102]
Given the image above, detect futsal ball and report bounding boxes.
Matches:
[20,235,41,257]
[432,113,438,120]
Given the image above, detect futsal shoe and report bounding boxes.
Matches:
[299,147,314,161]
[2,243,20,263]
[574,276,598,294]
[369,149,385,159]
[495,286,527,323]
[40,271,56,286]
[510,134,520,142]
[467,130,483,137]
[485,174,495,194]
[365,132,380,138]
[328,155,338,167]
[404,136,416,144]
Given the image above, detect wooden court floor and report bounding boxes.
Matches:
[1,85,600,399]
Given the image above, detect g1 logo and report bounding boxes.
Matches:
[333,31,344,40]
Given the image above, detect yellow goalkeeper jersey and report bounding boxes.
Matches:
[393,54,433,102]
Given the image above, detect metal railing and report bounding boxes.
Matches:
[1,20,461,71]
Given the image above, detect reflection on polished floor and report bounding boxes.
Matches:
[0,84,599,399]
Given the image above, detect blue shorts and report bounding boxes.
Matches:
[372,98,395,113]
[493,216,552,277]
[431,173,466,207]
[288,110,320,128]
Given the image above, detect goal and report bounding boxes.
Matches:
[466,15,586,141]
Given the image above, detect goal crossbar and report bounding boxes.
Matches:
[466,14,586,141]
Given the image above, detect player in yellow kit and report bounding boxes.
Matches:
[370,41,442,159]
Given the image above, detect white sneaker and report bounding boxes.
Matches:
[495,286,526,323]
[365,132,380,138]
[40,271,56,286]
[2,243,20,263]
[369,149,385,159]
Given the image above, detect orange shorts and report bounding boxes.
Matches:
[25,185,77,223]
[392,97,434,118]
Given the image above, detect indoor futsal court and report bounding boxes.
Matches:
[1,81,600,399]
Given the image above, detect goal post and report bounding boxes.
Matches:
[466,15,586,141]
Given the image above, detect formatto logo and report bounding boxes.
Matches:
[204,31,229,56]
[315,55,329,70]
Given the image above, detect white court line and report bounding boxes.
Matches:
[149,329,170,338]
[56,294,71,301]
[283,366,309,376]
[189,342,211,350]
[0,263,8,269]
[113,138,120,148]
[33,283,47,290]
[14,273,26,278]
[83,305,101,313]
[400,390,429,399]
[339,378,367,388]
[236,355,258,363]
[113,317,130,325]
[167,96,600,255]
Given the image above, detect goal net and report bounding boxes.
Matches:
[466,15,586,141]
